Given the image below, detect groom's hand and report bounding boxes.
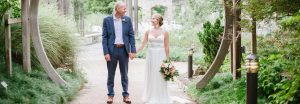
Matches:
[105,54,111,61]
[129,53,136,60]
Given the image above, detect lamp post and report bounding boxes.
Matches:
[245,54,259,104]
[188,44,195,78]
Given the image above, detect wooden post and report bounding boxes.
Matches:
[22,0,31,73]
[134,0,138,36]
[230,44,233,74]
[232,0,237,80]
[4,13,12,76]
[126,0,133,18]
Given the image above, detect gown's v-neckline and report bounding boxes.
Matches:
[150,30,164,39]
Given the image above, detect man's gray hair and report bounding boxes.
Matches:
[114,1,126,11]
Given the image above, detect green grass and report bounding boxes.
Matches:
[0,62,85,104]
[187,72,266,104]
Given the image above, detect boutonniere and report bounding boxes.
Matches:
[122,18,126,22]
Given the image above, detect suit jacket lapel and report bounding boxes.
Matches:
[122,17,126,40]
[109,15,115,36]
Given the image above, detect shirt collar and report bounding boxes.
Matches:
[113,13,122,21]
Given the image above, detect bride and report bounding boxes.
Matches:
[137,14,172,104]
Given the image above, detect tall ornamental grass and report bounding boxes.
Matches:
[0,5,78,69]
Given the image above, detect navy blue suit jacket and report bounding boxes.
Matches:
[102,15,136,55]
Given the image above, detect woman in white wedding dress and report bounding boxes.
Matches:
[137,14,172,104]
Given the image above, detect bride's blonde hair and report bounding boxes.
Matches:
[152,14,164,26]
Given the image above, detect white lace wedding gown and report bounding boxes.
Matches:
[142,30,172,104]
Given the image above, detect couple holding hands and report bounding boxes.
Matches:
[102,2,172,104]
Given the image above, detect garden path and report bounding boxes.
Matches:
[69,42,196,104]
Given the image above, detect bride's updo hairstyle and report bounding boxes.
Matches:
[152,14,164,26]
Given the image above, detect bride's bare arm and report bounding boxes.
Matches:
[164,31,170,60]
[137,30,149,52]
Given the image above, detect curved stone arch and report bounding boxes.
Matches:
[196,0,233,89]
[29,0,67,86]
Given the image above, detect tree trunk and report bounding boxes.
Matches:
[57,0,63,14]
[236,0,242,78]
[22,0,31,73]
[73,0,79,30]
[63,0,69,15]
[232,0,241,80]
[79,2,84,36]
[196,0,233,89]
[251,15,257,54]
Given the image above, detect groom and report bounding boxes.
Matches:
[102,1,136,104]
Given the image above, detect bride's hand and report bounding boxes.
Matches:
[166,57,170,62]
[137,47,142,53]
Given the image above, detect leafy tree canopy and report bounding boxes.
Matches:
[84,0,115,14]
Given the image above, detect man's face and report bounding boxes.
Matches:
[116,5,127,16]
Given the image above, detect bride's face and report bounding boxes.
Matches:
[151,17,159,26]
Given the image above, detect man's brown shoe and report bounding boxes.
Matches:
[123,96,131,104]
[107,96,113,103]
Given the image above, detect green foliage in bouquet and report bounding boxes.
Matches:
[159,60,179,81]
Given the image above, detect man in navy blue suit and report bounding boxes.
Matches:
[102,1,136,104]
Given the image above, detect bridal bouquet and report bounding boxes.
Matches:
[159,60,179,81]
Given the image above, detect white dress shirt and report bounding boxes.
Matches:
[113,15,124,44]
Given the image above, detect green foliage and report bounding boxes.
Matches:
[72,0,84,25]
[197,18,223,66]
[243,0,300,20]
[152,5,166,16]
[38,6,77,68]
[280,14,300,34]
[242,0,300,32]
[84,0,115,14]
[0,0,20,18]
[0,62,85,104]
[186,72,261,104]
[84,13,107,32]
[175,0,223,25]
[257,30,300,103]
[138,6,143,23]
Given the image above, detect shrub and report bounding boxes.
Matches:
[187,72,250,104]
[197,18,223,67]
[257,30,300,103]
[0,61,85,104]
